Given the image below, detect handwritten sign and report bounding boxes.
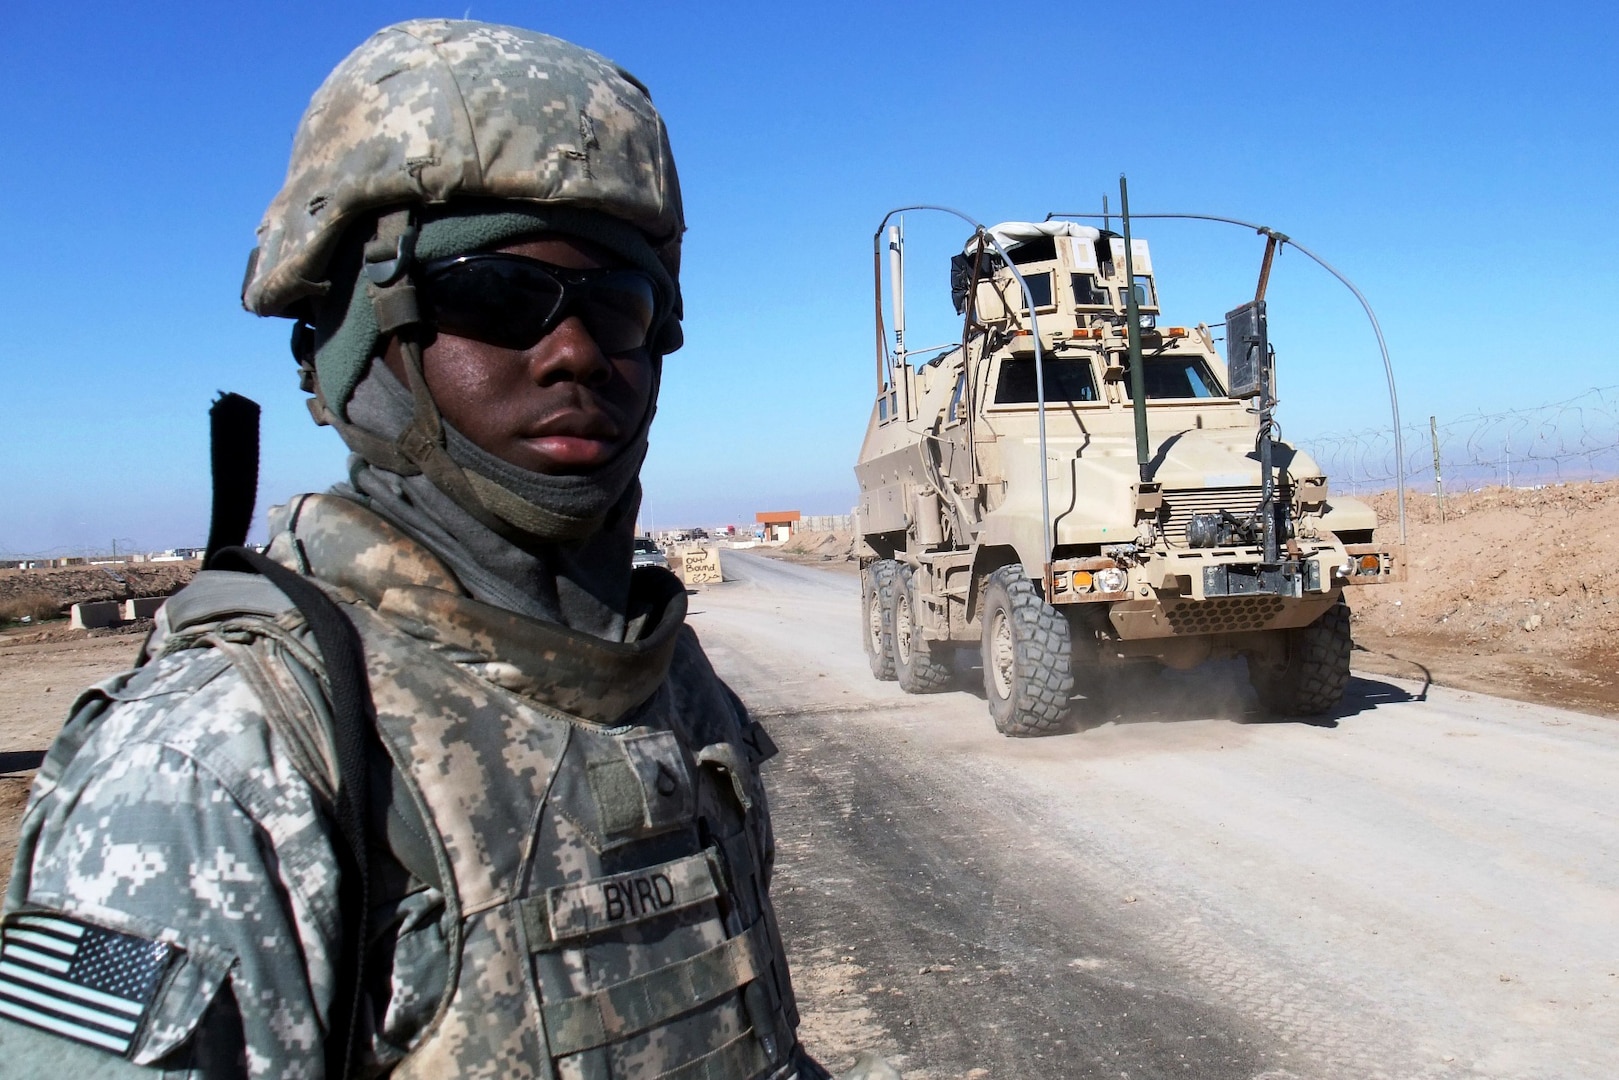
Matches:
[680,546,723,585]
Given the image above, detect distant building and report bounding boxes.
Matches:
[755,510,800,543]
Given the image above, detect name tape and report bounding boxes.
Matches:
[544,850,720,944]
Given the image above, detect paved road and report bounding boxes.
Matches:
[692,551,1619,1080]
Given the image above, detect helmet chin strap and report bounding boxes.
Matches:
[307,209,618,545]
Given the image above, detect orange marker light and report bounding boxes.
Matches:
[1358,554,1381,572]
[1072,571,1094,590]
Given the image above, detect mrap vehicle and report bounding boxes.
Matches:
[854,212,1400,736]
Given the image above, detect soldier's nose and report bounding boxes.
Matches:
[528,316,612,388]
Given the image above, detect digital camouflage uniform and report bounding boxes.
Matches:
[2,494,810,1078]
[0,18,897,1080]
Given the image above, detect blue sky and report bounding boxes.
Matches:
[2,2,1615,554]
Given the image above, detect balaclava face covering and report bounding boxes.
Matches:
[312,204,672,640]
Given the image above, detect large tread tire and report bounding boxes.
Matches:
[1249,600,1352,716]
[862,560,898,681]
[980,565,1075,736]
[892,565,954,694]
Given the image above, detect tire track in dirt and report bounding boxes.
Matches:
[761,707,1323,1079]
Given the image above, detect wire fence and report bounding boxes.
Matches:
[1299,385,1619,496]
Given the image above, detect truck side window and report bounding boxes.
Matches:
[1071,273,1108,307]
[994,357,1099,404]
[1020,271,1053,309]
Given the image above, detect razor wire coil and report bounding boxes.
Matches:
[1300,385,1619,494]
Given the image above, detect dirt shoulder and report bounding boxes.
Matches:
[1348,481,1619,716]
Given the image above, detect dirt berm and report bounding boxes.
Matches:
[0,562,198,624]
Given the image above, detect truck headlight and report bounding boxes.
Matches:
[1096,568,1128,593]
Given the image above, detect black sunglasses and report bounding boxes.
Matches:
[419,253,662,354]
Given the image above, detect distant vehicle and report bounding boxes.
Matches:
[632,537,668,570]
[690,528,709,540]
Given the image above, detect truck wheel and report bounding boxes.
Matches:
[1249,600,1352,716]
[892,565,954,693]
[980,565,1074,736]
[862,560,898,681]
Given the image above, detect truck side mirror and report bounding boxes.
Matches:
[1224,300,1267,400]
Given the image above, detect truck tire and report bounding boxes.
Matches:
[892,565,954,693]
[980,565,1074,736]
[1249,600,1352,716]
[862,560,898,681]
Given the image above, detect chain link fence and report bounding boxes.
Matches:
[1299,385,1619,496]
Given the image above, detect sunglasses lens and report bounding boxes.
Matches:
[576,272,657,354]
[424,257,657,353]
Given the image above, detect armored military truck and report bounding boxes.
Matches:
[855,214,1400,735]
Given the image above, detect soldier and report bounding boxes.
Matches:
[0,20,898,1080]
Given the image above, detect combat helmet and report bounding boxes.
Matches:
[244,18,683,324]
[242,19,684,541]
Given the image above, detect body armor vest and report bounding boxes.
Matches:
[218,495,805,1079]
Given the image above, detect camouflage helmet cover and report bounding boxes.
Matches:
[243,19,684,318]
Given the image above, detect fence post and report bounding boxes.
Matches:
[1430,415,1445,524]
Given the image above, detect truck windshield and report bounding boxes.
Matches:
[1119,355,1224,400]
[995,357,1099,404]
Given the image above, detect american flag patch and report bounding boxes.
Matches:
[0,913,174,1056]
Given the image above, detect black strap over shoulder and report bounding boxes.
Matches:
[201,392,371,1080]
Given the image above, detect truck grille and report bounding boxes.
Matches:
[1163,595,1287,635]
[1159,486,1289,547]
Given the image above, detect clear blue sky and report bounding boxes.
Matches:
[2,1,1615,555]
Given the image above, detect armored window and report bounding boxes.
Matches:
[1071,273,1108,307]
[1118,355,1224,400]
[948,370,968,421]
[994,357,1100,404]
[1019,271,1053,310]
[1007,236,1057,264]
[1125,275,1158,309]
